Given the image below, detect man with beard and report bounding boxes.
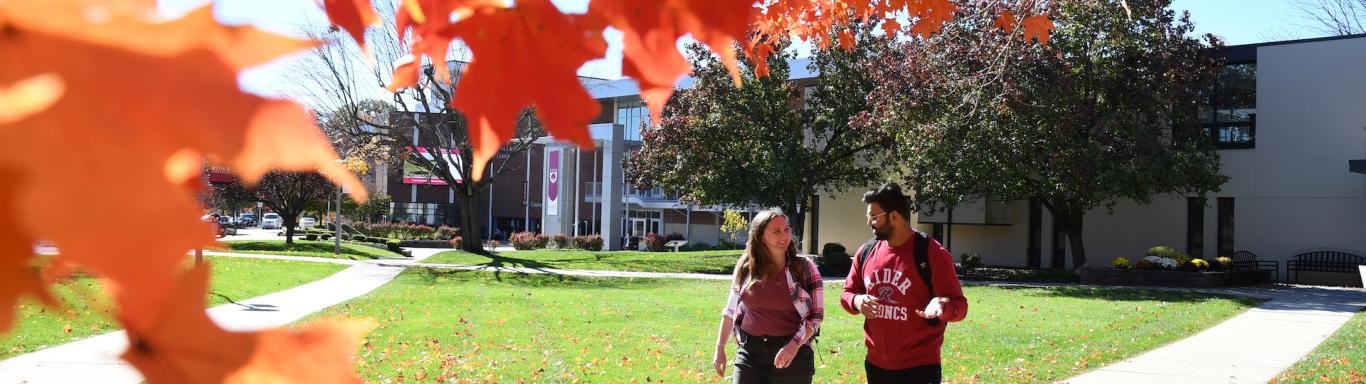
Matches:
[840,183,968,384]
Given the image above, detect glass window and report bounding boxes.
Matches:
[616,100,651,141]
[1200,63,1256,148]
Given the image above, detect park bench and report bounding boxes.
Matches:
[1228,250,1278,284]
[1287,251,1365,286]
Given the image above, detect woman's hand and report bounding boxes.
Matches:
[712,345,727,377]
[773,339,801,369]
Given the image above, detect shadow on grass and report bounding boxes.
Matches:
[445,249,563,282]
[224,240,398,259]
[1012,286,1264,306]
[573,259,732,274]
[407,266,670,289]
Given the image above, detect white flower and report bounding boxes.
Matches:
[1144,255,1179,269]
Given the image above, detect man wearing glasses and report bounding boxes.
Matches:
[840,182,968,384]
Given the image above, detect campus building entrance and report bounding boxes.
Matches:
[621,210,662,250]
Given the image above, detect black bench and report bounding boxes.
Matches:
[1228,250,1278,284]
[1287,251,1365,284]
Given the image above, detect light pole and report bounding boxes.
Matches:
[334,159,346,257]
[334,184,342,256]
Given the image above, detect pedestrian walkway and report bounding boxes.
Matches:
[0,248,445,384]
[1063,284,1366,384]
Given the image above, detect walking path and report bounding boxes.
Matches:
[0,248,444,384]
[1062,284,1366,384]
[4,252,1363,383]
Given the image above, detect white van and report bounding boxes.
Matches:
[261,213,283,229]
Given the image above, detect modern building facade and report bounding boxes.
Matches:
[385,60,828,249]
[813,35,1366,279]
[387,35,1364,265]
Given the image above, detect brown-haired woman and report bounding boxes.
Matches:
[712,210,824,383]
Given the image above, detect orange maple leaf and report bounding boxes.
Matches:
[907,0,958,39]
[1022,15,1055,44]
[0,168,56,333]
[321,0,379,52]
[447,0,606,179]
[1,0,366,375]
[837,29,856,50]
[119,264,374,383]
[1,3,365,296]
[387,0,502,89]
[881,18,903,38]
[995,11,1016,34]
[590,0,755,124]
[0,74,63,124]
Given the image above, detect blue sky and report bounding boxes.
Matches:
[158,0,1335,96]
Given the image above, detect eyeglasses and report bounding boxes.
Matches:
[866,211,890,223]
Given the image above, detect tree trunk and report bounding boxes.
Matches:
[1062,212,1087,270]
[783,195,810,255]
[283,215,298,245]
[457,191,486,254]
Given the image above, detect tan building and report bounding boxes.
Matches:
[809,35,1366,279]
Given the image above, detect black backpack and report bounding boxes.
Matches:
[855,230,940,327]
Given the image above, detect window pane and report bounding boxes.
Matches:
[1198,109,1215,124]
[1219,125,1253,144]
[1214,64,1256,123]
[616,100,652,141]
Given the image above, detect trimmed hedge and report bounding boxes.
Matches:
[509,232,604,250]
[570,235,603,251]
[546,234,569,249]
[643,233,666,252]
[509,232,544,250]
[350,222,459,241]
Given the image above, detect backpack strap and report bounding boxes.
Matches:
[856,237,879,272]
[912,230,940,327]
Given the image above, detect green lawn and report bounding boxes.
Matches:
[1,256,347,358]
[1273,309,1366,383]
[307,269,1261,383]
[421,249,742,274]
[221,240,404,260]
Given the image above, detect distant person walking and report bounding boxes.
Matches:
[842,183,968,384]
[712,210,824,383]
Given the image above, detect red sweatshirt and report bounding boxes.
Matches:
[840,235,968,370]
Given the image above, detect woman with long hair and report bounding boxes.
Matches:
[712,210,824,383]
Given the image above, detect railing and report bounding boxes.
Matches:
[582,182,676,201]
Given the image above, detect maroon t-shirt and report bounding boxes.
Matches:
[840,236,969,370]
[739,273,802,337]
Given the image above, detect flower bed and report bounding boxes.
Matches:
[1080,268,1232,288]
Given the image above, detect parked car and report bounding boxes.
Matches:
[261,213,283,229]
[236,213,255,227]
[299,217,317,229]
[215,215,238,236]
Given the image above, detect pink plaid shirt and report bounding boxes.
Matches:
[722,257,825,344]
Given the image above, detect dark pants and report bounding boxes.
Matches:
[865,361,941,384]
[733,330,814,384]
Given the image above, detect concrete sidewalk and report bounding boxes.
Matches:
[1064,285,1366,384]
[0,248,445,384]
